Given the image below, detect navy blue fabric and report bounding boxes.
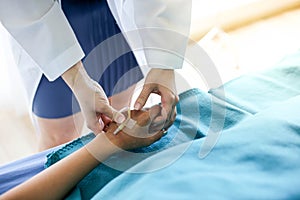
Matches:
[32,0,143,118]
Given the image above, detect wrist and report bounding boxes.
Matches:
[85,132,119,162]
[62,61,82,88]
[147,69,177,94]
[61,61,92,95]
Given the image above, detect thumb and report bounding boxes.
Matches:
[101,104,126,124]
[134,84,153,110]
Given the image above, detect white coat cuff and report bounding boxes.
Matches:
[42,42,84,81]
[143,49,183,69]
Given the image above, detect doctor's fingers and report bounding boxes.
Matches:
[160,84,178,119]
[84,111,103,134]
[148,91,178,132]
[150,104,176,133]
[134,83,153,110]
[96,103,126,124]
[85,105,125,134]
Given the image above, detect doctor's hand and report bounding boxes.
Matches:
[102,106,166,151]
[134,69,178,132]
[62,61,125,134]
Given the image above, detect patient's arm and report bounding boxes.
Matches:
[1,108,165,200]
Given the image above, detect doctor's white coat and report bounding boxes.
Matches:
[0,0,191,112]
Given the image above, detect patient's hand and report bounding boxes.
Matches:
[103,105,170,151]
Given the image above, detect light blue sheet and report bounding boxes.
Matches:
[1,50,299,199]
[93,96,300,199]
[93,51,300,200]
[0,147,60,194]
[45,87,250,200]
[210,50,300,114]
[45,50,300,199]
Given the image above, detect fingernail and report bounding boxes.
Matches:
[134,102,141,110]
[116,113,126,124]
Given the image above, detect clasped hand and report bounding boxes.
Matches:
[63,62,178,135]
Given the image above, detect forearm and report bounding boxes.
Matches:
[1,134,117,200]
[61,61,101,109]
[1,109,163,199]
[61,61,89,93]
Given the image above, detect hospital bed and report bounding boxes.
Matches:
[0,50,300,199]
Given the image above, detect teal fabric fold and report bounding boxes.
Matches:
[93,95,300,200]
[45,88,249,199]
[45,50,300,199]
[210,50,300,114]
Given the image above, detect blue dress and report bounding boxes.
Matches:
[32,0,143,118]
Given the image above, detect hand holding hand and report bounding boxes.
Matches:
[85,105,169,163]
[134,69,178,132]
[103,105,169,151]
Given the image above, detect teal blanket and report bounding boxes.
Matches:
[46,50,300,199]
[94,96,300,200]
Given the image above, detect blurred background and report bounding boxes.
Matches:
[1,0,300,165]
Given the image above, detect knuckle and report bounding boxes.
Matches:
[171,94,179,103]
[164,94,177,105]
[137,96,146,103]
[139,92,149,101]
[174,95,179,103]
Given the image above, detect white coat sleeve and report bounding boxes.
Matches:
[0,0,84,81]
[107,0,192,69]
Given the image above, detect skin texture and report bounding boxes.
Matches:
[1,107,171,200]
